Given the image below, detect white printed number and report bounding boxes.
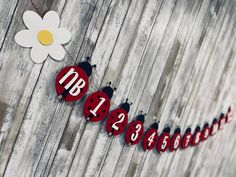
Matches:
[90,97,106,116]
[173,135,181,149]
[147,132,156,147]
[112,113,125,131]
[131,124,142,141]
[161,136,169,149]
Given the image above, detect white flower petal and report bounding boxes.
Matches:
[23,11,43,30]
[30,45,48,63]
[15,30,36,47]
[43,11,60,29]
[48,44,65,61]
[54,28,71,44]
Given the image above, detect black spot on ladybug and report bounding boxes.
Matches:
[88,107,91,110]
[110,123,112,126]
[90,99,94,102]
[97,114,100,117]
[103,110,106,113]
[122,124,125,126]
[112,116,114,119]
[117,112,120,115]
[98,95,101,99]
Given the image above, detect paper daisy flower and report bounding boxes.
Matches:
[15,11,71,63]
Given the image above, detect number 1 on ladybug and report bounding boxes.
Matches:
[90,97,106,116]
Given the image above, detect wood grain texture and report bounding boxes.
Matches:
[0,0,236,177]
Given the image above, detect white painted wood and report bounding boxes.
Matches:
[0,0,236,177]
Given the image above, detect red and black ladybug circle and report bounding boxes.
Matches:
[84,91,110,122]
[226,106,233,123]
[157,127,171,153]
[191,126,201,146]
[181,128,192,149]
[106,99,131,136]
[210,118,218,136]
[142,123,158,150]
[106,108,128,136]
[55,66,89,102]
[200,123,210,141]
[219,113,226,130]
[125,114,145,145]
[169,128,182,152]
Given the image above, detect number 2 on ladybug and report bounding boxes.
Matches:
[90,97,106,116]
[131,124,142,141]
[147,132,156,146]
[112,113,125,131]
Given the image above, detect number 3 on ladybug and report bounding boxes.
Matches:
[83,82,116,122]
[125,113,146,145]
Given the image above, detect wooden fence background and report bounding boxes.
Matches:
[0,0,236,176]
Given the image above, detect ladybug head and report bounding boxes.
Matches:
[136,111,146,123]
[212,117,218,124]
[163,126,171,133]
[78,56,96,77]
[228,106,232,113]
[195,126,201,132]
[185,127,191,134]
[102,82,116,99]
[203,123,209,129]
[151,122,159,130]
[220,113,225,119]
[120,98,132,113]
[174,127,181,134]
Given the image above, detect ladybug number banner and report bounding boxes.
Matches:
[15,9,235,156]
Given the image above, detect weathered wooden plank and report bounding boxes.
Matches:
[80,0,165,176]
[0,0,99,176]
[0,0,18,49]
[45,0,113,176]
[0,0,66,175]
[0,0,236,176]
[140,0,236,176]
[66,0,134,176]
[96,0,183,176]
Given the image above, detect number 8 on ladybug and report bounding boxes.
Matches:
[83,82,116,122]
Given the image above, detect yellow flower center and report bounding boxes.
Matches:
[38,30,54,46]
